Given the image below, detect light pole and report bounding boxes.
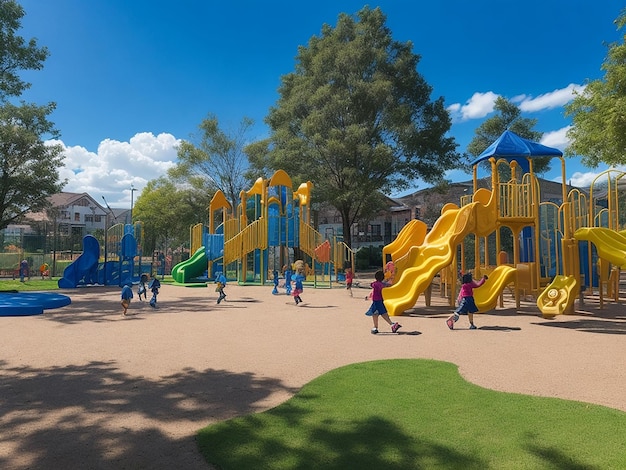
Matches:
[130,185,137,224]
[101,196,117,285]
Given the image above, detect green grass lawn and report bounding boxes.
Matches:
[0,278,60,291]
[0,275,175,292]
[198,359,626,469]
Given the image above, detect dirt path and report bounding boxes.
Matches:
[1,281,624,469]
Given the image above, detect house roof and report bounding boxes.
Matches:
[47,192,107,210]
[25,192,109,223]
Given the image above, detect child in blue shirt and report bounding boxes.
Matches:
[148,276,161,308]
[272,269,279,295]
[121,283,133,316]
[215,272,227,304]
[292,273,305,305]
[284,267,292,295]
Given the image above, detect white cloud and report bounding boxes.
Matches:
[550,165,626,188]
[566,171,603,188]
[447,91,499,122]
[540,126,571,151]
[54,132,180,207]
[448,83,587,123]
[518,84,586,112]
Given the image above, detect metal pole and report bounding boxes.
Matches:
[102,196,115,286]
[130,185,137,224]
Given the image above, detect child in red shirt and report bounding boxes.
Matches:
[345,268,354,297]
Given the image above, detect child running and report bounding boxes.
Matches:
[292,273,305,305]
[137,273,148,301]
[447,271,488,330]
[284,267,292,295]
[149,275,161,308]
[365,270,401,334]
[215,271,227,304]
[345,267,354,297]
[272,269,279,295]
[121,283,133,316]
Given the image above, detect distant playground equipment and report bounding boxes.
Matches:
[382,130,626,317]
[58,222,144,288]
[171,169,354,287]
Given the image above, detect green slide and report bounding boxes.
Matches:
[171,246,208,283]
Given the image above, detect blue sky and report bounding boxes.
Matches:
[16,0,624,206]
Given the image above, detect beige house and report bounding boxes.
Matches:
[26,192,109,236]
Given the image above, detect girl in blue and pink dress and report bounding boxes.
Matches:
[365,270,401,334]
[447,271,488,330]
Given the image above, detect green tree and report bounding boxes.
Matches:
[132,177,211,254]
[565,9,626,167]
[0,1,65,230]
[467,96,550,176]
[172,114,253,210]
[246,7,459,247]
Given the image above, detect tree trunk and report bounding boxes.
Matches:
[341,211,353,248]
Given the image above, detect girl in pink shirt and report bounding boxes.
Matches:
[446,272,487,330]
[365,270,402,334]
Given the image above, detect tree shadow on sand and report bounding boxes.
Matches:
[0,360,297,469]
[533,318,626,335]
[532,299,626,334]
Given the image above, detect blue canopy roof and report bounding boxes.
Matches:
[471,130,563,166]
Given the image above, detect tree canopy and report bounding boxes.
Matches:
[0,0,65,230]
[246,6,459,247]
[132,177,211,253]
[172,114,254,210]
[565,9,626,167]
[467,96,551,175]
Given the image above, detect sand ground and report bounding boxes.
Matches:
[0,277,625,469]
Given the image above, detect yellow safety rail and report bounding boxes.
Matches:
[223,218,240,242]
[300,222,324,259]
[223,218,267,266]
[568,188,589,232]
[190,223,204,255]
[499,176,534,219]
[334,240,354,272]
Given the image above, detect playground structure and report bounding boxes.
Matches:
[382,130,626,317]
[171,169,354,287]
[58,222,144,288]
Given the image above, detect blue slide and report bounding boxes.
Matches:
[58,235,100,288]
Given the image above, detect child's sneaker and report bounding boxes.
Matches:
[446,319,454,330]
[469,324,477,330]
[391,322,402,333]
[371,328,378,334]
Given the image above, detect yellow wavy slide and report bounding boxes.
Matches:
[383,200,479,316]
[382,219,428,263]
[574,227,626,268]
[474,265,517,312]
[383,188,504,316]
